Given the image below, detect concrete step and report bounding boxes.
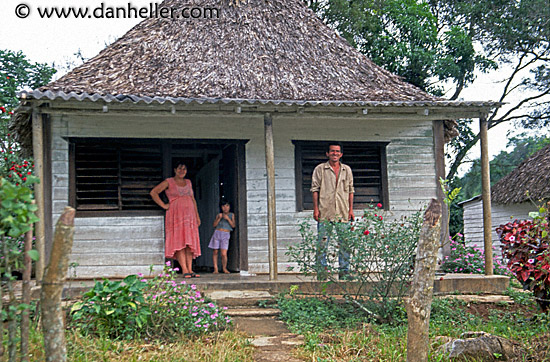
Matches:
[206,290,276,307]
[225,308,281,317]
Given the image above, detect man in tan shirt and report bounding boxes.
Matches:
[310,142,355,279]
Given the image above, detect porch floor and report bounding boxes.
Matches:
[52,272,510,300]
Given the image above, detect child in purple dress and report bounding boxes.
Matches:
[208,200,235,274]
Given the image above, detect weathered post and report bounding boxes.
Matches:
[32,111,46,282]
[40,207,75,362]
[479,115,494,275]
[20,227,34,362]
[264,113,278,280]
[405,199,442,362]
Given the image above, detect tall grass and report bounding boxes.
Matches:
[24,327,254,362]
[277,292,550,361]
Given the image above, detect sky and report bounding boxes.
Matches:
[0,0,533,172]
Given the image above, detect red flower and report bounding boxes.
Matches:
[27,171,32,175]
[379,216,383,221]
[22,177,27,181]
[377,203,382,208]
[363,230,370,236]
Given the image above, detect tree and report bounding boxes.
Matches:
[1,49,56,176]
[305,0,495,95]
[437,0,550,180]
[305,0,550,178]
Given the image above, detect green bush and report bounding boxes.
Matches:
[70,265,232,340]
[286,204,423,323]
[276,293,365,334]
[70,275,150,339]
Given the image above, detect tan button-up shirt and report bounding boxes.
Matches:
[310,161,354,222]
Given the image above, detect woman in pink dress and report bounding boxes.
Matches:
[150,162,201,278]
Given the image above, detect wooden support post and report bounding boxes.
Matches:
[32,111,46,282]
[41,207,76,362]
[264,113,278,280]
[433,120,449,256]
[479,115,494,275]
[20,227,33,362]
[406,199,442,362]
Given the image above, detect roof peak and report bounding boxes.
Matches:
[41,0,436,102]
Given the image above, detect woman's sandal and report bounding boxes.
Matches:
[191,273,201,278]
[183,273,193,279]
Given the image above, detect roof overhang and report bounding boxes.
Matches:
[17,90,502,121]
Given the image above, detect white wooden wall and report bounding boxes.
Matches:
[462,198,533,259]
[49,112,437,276]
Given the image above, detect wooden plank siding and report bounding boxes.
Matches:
[49,113,437,276]
[462,198,534,258]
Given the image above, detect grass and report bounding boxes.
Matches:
[275,292,550,362]
[25,328,255,362]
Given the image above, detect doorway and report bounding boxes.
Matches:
[163,140,247,272]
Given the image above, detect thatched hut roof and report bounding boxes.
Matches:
[40,0,436,101]
[491,144,550,204]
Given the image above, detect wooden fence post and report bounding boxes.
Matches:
[406,199,442,362]
[40,207,75,362]
[20,227,34,362]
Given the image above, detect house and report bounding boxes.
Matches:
[461,144,550,250]
[13,0,498,278]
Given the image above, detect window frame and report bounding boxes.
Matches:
[293,140,390,212]
[68,138,165,217]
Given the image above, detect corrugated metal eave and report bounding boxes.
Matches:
[18,90,503,109]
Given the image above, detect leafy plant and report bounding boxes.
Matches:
[276,293,364,334]
[286,204,423,323]
[70,274,150,339]
[497,202,550,312]
[440,233,509,275]
[70,264,232,341]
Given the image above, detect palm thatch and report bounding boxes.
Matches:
[40,0,436,102]
[491,144,550,204]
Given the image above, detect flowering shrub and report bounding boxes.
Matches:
[287,203,423,323]
[70,264,232,340]
[496,202,550,312]
[441,233,509,275]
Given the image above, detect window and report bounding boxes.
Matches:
[69,138,163,213]
[293,141,389,211]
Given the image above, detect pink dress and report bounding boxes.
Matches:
[164,178,201,259]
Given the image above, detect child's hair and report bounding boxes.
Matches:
[220,198,230,207]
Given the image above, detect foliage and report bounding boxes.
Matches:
[440,233,509,275]
[439,0,550,181]
[276,292,364,334]
[70,265,232,340]
[307,0,494,94]
[0,49,56,109]
[497,203,550,312]
[277,291,550,361]
[286,204,423,323]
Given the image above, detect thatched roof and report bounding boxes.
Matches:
[491,144,550,204]
[40,0,436,102]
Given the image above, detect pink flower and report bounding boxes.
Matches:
[377,203,382,208]
[528,259,535,264]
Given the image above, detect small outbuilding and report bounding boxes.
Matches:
[461,144,550,249]
[14,0,498,278]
